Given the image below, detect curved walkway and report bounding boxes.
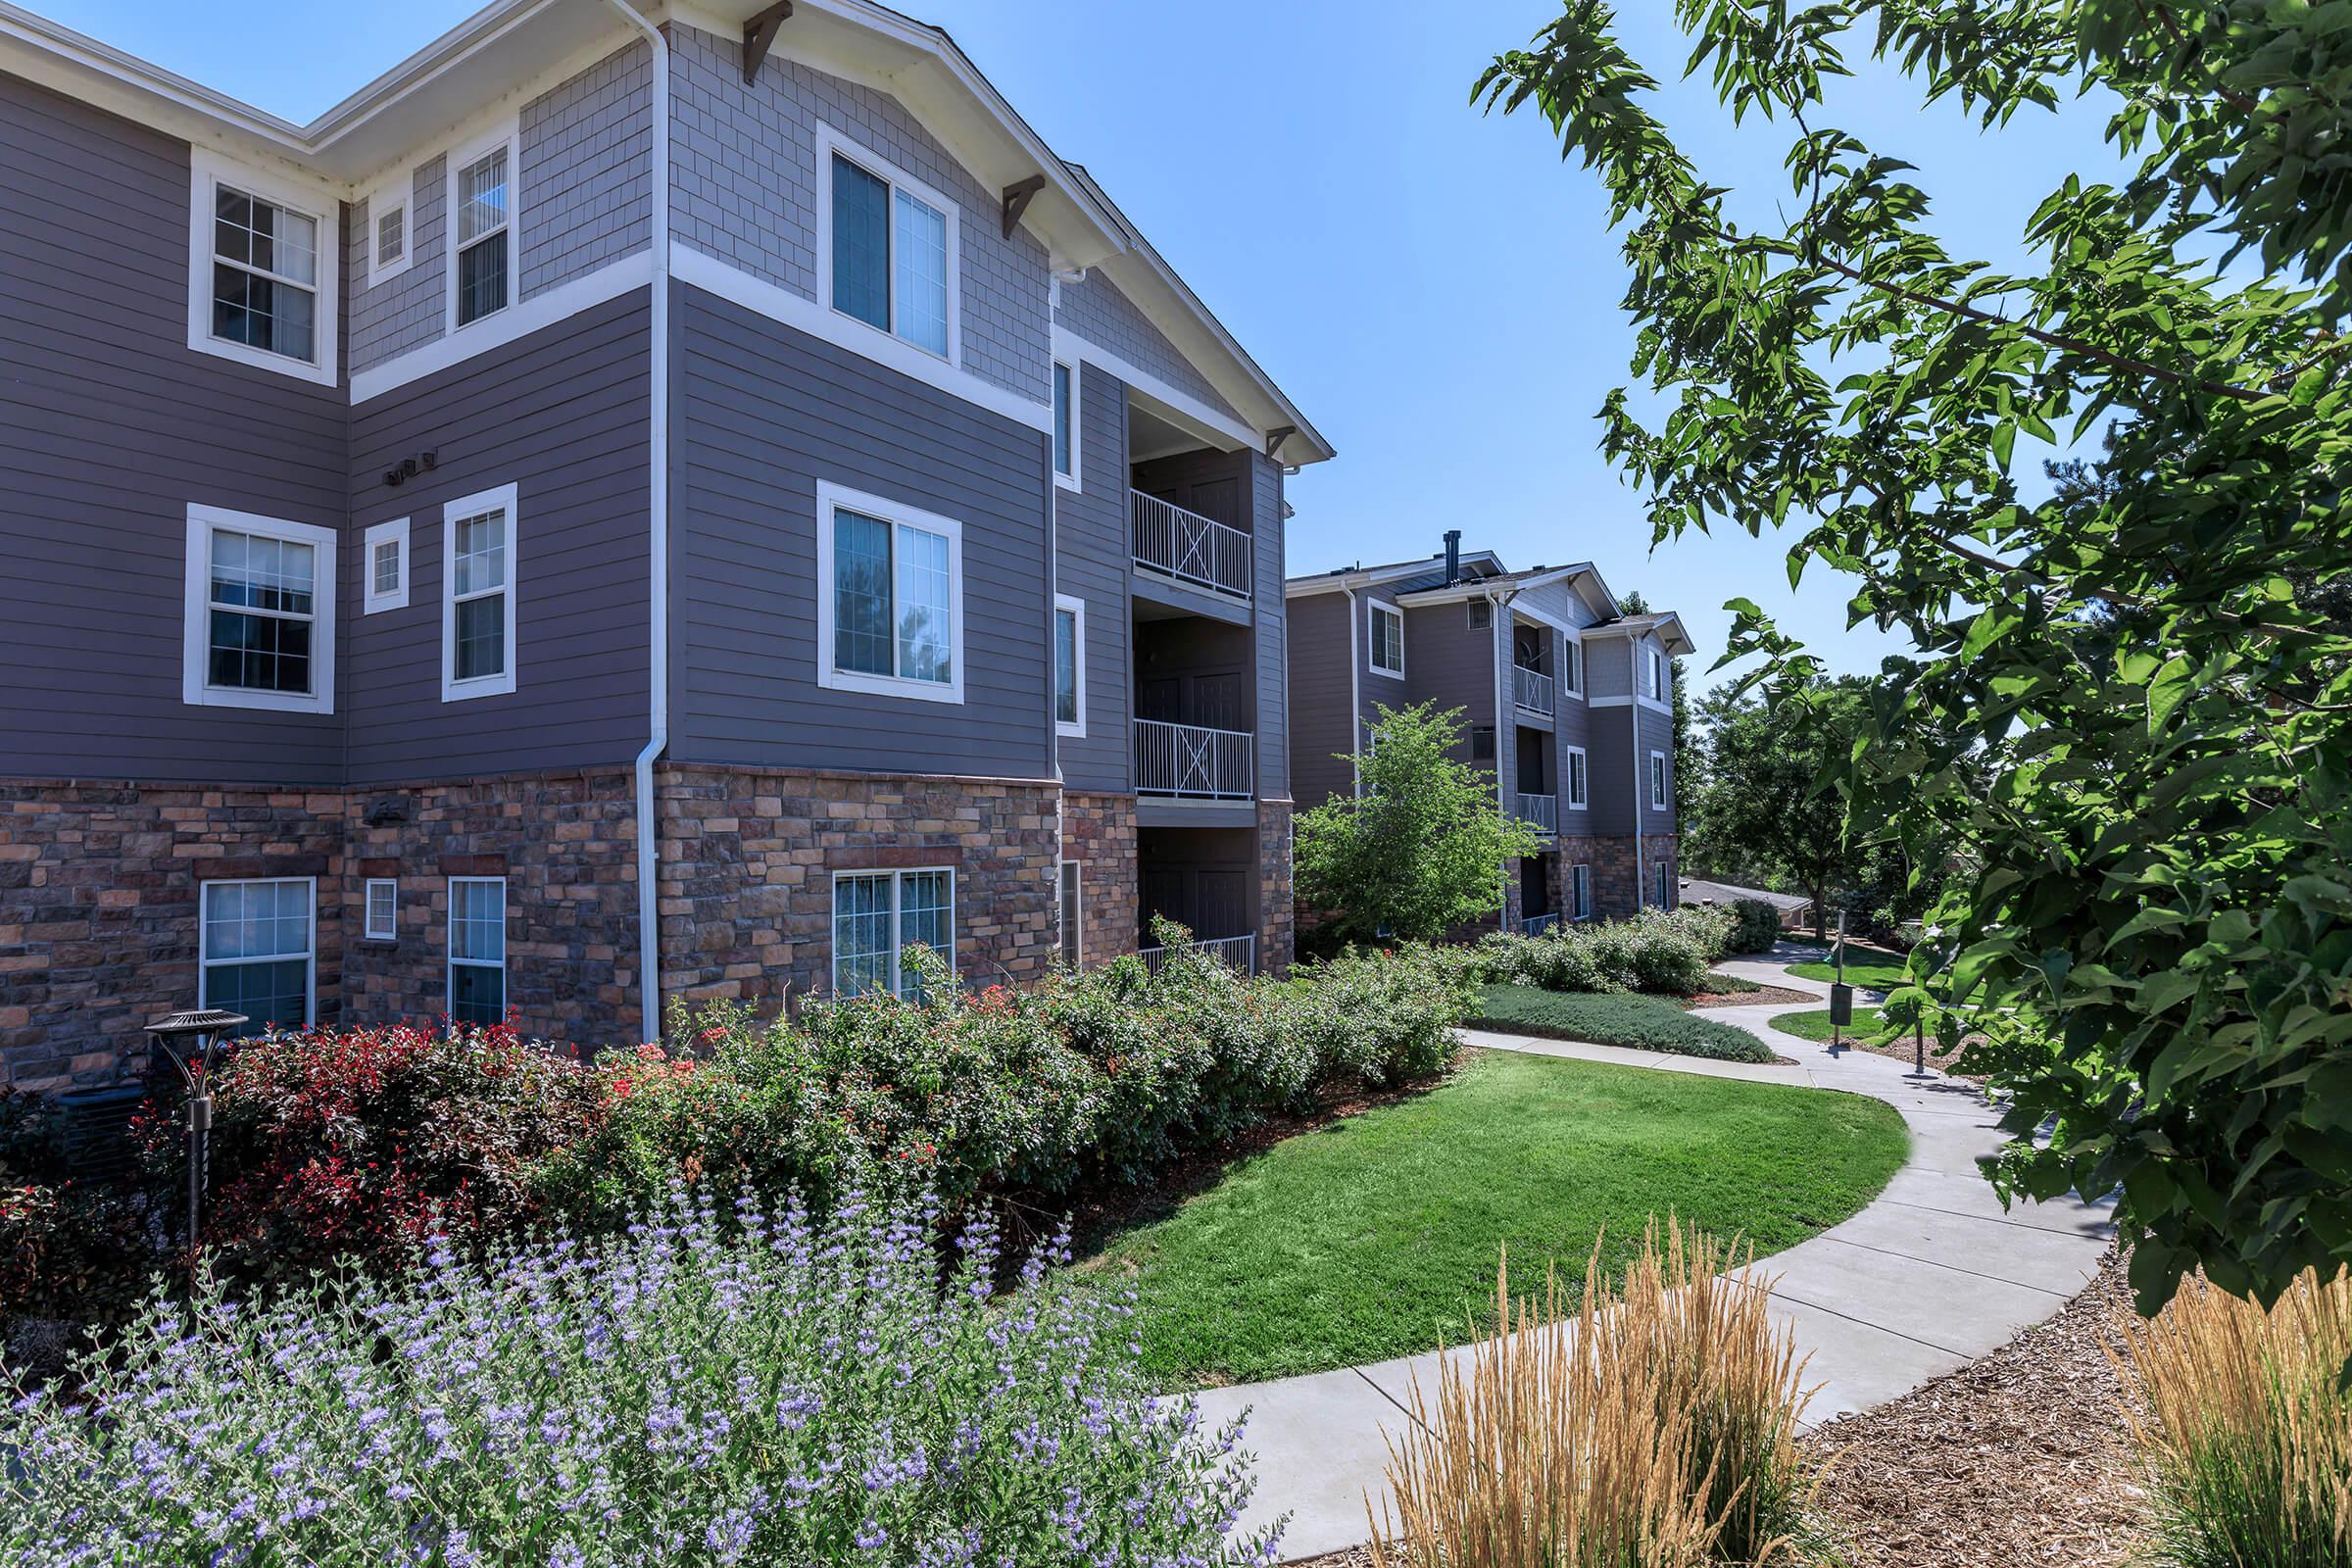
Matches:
[1194,950,2117,1561]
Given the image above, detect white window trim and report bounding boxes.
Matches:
[184,148,340,388]
[198,876,317,1028]
[1650,749,1670,810]
[445,120,521,335]
[815,123,962,368]
[364,878,398,941]
[1368,601,1405,680]
[813,479,967,706]
[363,517,410,614]
[1562,632,1585,697]
[1060,858,1083,967]
[180,504,337,714]
[1570,863,1592,923]
[830,866,957,998]
[366,170,414,288]
[1052,358,1082,491]
[441,482,519,703]
[1564,745,1590,810]
[1054,592,1087,738]
[447,875,508,1023]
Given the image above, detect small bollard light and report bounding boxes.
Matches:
[142,1009,248,1253]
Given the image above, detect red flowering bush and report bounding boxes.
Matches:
[170,1019,603,1283]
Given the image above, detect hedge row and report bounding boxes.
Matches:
[1469,987,1777,1064]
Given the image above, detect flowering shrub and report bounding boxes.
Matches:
[538,932,1475,1226]
[1,1187,1282,1568]
[172,1019,604,1283]
[1470,905,1737,998]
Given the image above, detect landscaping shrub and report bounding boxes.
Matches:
[1729,898,1785,956]
[0,1186,1281,1568]
[0,1088,155,1333]
[173,1018,605,1283]
[2117,1265,2352,1568]
[1471,905,1734,998]
[1471,987,1775,1064]
[1370,1219,1818,1568]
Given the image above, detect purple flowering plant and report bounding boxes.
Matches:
[2,1186,1283,1567]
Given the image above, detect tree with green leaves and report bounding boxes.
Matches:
[1295,702,1544,944]
[1477,3,2352,1317]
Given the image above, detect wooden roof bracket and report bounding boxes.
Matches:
[1265,424,1298,460]
[1001,173,1047,239]
[742,2,793,85]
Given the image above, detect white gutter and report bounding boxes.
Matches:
[1488,586,1518,933]
[1631,645,1646,909]
[605,0,670,1046]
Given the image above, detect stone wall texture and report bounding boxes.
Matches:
[1060,792,1138,967]
[1255,799,1296,975]
[656,764,1059,1012]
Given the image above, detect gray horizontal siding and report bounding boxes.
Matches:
[1638,701,1678,833]
[344,290,654,783]
[1251,456,1290,801]
[1054,270,1241,423]
[1054,363,1131,792]
[671,283,1054,779]
[1285,591,1355,809]
[0,70,348,785]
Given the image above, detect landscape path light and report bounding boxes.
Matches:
[141,1009,247,1253]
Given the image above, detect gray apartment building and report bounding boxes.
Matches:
[1285,540,1691,931]
[0,0,1328,1092]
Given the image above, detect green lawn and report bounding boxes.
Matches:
[1085,1050,1909,1387]
[1768,1005,1885,1042]
[1786,944,1912,989]
[1472,985,1774,1063]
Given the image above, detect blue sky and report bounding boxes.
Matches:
[48,0,2129,693]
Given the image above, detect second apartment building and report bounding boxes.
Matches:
[0,0,1326,1090]
[1286,541,1690,931]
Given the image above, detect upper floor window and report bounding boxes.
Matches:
[364,518,410,614]
[451,131,516,329]
[442,485,517,702]
[1648,647,1667,700]
[1053,361,1080,488]
[1650,750,1670,810]
[1054,594,1086,736]
[186,151,338,386]
[180,505,336,715]
[1563,637,1583,695]
[1368,602,1405,679]
[1468,600,1492,631]
[824,130,956,362]
[1565,746,1589,809]
[368,171,413,288]
[200,877,315,1038]
[816,481,964,705]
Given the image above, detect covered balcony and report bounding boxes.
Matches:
[1511,620,1556,717]
[1132,489,1251,601]
[1513,724,1556,837]
[1127,405,1257,617]
[1133,611,1254,811]
[1138,824,1260,975]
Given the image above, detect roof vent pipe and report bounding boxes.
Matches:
[1443,529,1461,588]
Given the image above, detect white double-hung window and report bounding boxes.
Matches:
[199,878,315,1037]
[1054,594,1086,736]
[833,868,955,999]
[1368,602,1405,679]
[1564,746,1590,809]
[442,484,517,701]
[450,128,516,329]
[187,150,337,385]
[364,518,410,613]
[822,128,957,362]
[1052,360,1081,488]
[182,506,336,714]
[1650,750,1670,809]
[448,876,508,1027]
[816,481,963,704]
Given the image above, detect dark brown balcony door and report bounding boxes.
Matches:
[1143,865,1251,944]
[1139,672,1246,730]
[1521,853,1551,917]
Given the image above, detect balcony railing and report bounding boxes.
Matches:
[1132,490,1252,601]
[1136,718,1254,800]
[1139,933,1257,976]
[1513,664,1556,716]
[1515,791,1559,834]
[1522,912,1560,937]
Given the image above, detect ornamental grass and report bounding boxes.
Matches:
[2115,1265,2352,1568]
[1368,1218,1819,1568]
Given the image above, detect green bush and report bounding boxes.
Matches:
[0,1089,156,1332]
[1471,986,1776,1063]
[1472,905,1733,997]
[1728,898,1784,956]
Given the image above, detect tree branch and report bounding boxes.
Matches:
[2138,1,2261,117]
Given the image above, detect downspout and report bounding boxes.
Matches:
[1345,587,1361,796]
[1490,587,1516,933]
[1631,642,1645,910]
[607,0,670,1046]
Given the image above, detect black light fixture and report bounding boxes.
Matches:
[142,1009,248,1250]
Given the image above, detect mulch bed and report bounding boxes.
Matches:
[1285,1250,2147,1568]
[1680,981,1818,1010]
[1801,1246,2146,1568]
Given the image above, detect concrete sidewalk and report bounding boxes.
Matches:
[1193,962,2117,1561]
